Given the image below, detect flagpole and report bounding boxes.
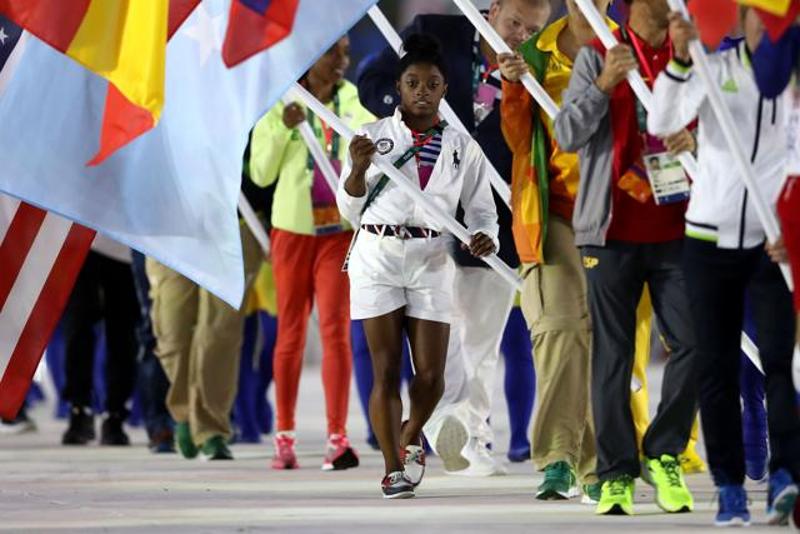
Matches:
[571,0,700,178]
[281,96,341,195]
[238,193,271,257]
[289,82,523,291]
[667,0,793,290]
[452,0,559,119]
[367,5,511,207]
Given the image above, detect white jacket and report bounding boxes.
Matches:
[337,108,499,248]
[648,41,787,249]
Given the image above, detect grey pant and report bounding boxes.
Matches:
[581,240,697,481]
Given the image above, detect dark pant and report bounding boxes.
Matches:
[130,252,172,436]
[62,251,138,416]
[581,240,697,480]
[683,237,800,485]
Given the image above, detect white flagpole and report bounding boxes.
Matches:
[237,192,271,257]
[571,0,700,178]
[281,96,341,195]
[452,0,559,119]
[289,82,523,291]
[667,0,793,291]
[367,5,512,207]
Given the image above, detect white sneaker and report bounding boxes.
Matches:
[403,444,426,487]
[447,438,506,477]
[435,415,470,472]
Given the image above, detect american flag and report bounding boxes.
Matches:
[0,18,95,419]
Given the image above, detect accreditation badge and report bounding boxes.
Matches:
[644,152,690,205]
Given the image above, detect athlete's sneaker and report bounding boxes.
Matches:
[449,438,507,476]
[680,449,708,475]
[581,481,603,504]
[322,434,359,471]
[272,432,299,469]
[596,475,635,515]
[175,421,198,459]
[536,461,579,500]
[767,468,799,526]
[715,485,750,527]
[507,445,531,463]
[402,442,426,487]
[435,415,469,473]
[62,406,95,445]
[0,408,37,435]
[201,435,233,460]
[641,454,694,513]
[381,471,414,499]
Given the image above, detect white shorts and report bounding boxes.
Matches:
[347,230,455,323]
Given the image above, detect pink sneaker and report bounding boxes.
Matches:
[322,434,359,471]
[271,433,299,470]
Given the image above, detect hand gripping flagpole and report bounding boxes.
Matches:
[238,193,271,257]
[452,0,560,120]
[573,0,766,375]
[281,95,341,196]
[572,0,700,178]
[289,82,523,291]
[667,0,793,292]
[367,5,512,207]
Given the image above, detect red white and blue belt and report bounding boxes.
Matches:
[361,224,441,239]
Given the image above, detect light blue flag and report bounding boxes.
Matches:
[0,0,376,306]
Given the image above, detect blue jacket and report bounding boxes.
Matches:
[356,14,520,269]
[753,26,800,98]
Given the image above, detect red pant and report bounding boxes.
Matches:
[271,229,352,435]
[779,176,800,310]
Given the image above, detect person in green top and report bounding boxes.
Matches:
[249,36,374,472]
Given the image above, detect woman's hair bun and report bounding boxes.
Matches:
[401,33,441,57]
[396,33,448,81]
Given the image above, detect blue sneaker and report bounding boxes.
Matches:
[507,445,531,463]
[767,469,799,526]
[715,485,750,527]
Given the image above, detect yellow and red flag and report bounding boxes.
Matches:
[0,0,180,164]
[688,0,800,47]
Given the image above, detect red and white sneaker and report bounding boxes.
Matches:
[402,442,426,487]
[322,434,359,471]
[382,471,415,499]
[271,432,299,470]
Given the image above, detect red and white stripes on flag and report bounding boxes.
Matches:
[0,194,94,419]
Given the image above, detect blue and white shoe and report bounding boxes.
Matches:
[767,469,799,526]
[715,485,750,527]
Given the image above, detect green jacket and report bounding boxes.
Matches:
[249,80,374,235]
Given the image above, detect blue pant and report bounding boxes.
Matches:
[233,311,277,443]
[501,307,535,454]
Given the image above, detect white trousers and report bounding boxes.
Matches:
[424,265,516,447]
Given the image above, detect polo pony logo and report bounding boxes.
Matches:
[453,149,460,170]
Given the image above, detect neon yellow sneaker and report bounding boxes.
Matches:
[596,475,635,515]
[642,454,694,513]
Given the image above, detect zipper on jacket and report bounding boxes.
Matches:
[739,97,764,248]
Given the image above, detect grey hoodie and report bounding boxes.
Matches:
[554,46,616,247]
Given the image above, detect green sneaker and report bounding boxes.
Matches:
[642,454,694,513]
[201,435,233,461]
[582,481,603,504]
[596,475,635,515]
[536,461,578,500]
[175,422,198,459]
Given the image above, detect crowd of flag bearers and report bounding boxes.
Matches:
[3,0,800,529]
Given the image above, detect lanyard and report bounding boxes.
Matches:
[360,121,448,215]
[620,25,672,134]
[306,89,340,171]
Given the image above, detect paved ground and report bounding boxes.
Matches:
[0,362,784,533]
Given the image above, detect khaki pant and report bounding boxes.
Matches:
[146,223,262,445]
[521,216,596,484]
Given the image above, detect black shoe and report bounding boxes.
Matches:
[62,406,95,445]
[100,413,130,446]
